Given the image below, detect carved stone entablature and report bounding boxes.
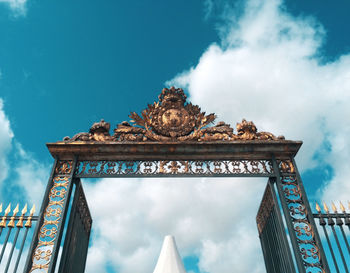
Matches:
[63,87,285,142]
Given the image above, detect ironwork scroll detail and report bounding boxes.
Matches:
[279,160,326,273]
[63,87,285,142]
[29,161,72,273]
[74,159,274,177]
[256,183,274,234]
[76,186,92,234]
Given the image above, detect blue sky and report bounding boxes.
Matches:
[0,0,350,272]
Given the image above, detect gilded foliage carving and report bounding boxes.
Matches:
[63,87,285,142]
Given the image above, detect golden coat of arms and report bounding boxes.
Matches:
[126,87,216,141]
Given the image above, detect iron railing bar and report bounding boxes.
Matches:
[314,213,348,218]
[0,216,39,221]
[76,173,274,178]
[321,224,340,273]
[344,211,350,231]
[268,212,280,272]
[4,227,20,273]
[329,224,349,273]
[269,178,296,273]
[339,225,350,255]
[270,205,287,272]
[272,156,306,273]
[0,227,13,264]
[265,216,278,273]
[13,227,29,273]
[271,209,286,272]
[262,216,274,272]
[259,232,270,273]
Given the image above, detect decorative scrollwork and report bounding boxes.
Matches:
[63,87,285,142]
[55,160,73,175]
[279,159,295,173]
[77,185,92,233]
[256,183,274,234]
[74,159,274,177]
[30,176,70,273]
[279,162,325,272]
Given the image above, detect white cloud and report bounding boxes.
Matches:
[168,0,350,202]
[84,177,266,273]
[0,99,14,185]
[13,143,49,205]
[0,0,27,16]
[0,99,47,206]
[81,0,350,272]
[1,0,349,272]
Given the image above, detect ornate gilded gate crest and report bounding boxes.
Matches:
[25,86,330,273]
[64,87,284,142]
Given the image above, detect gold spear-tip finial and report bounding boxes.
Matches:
[25,204,36,228]
[5,203,11,214]
[13,204,19,214]
[340,201,346,213]
[331,202,337,213]
[0,203,11,227]
[21,204,27,215]
[17,204,28,228]
[8,204,19,227]
[30,204,35,215]
[315,202,321,213]
[323,202,329,214]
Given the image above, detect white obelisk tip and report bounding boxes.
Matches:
[153,235,187,273]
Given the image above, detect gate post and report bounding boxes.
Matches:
[272,156,330,273]
[24,158,77,273]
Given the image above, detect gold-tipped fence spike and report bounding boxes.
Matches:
[315,202,321,213]
[0,203,2,213]
[30,204,36,215]
[5,203,11,214]
[21,204,28,215]
[0,203,11,227]
[323,202,329,214]
[340,201,346,213]
[331,201,337,213]
[25,204,35,228]
[17,204,28,228]
[8,204,19,227]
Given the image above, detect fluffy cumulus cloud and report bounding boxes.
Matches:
[83,0,350,272]
[0,99,47,205]
[0,0,27,16]
[168,0,350,201]
[0,99,14,185]
[84,177,266,273]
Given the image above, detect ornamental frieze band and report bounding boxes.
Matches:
[63,86,285,142]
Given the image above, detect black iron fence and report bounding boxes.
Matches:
[0,203,37,273]
[314,201,350,273]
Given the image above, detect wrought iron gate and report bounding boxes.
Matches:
[257,180,295,273]
[23,87,330,273]
[58,179,92,273]
[314,202,350,272]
